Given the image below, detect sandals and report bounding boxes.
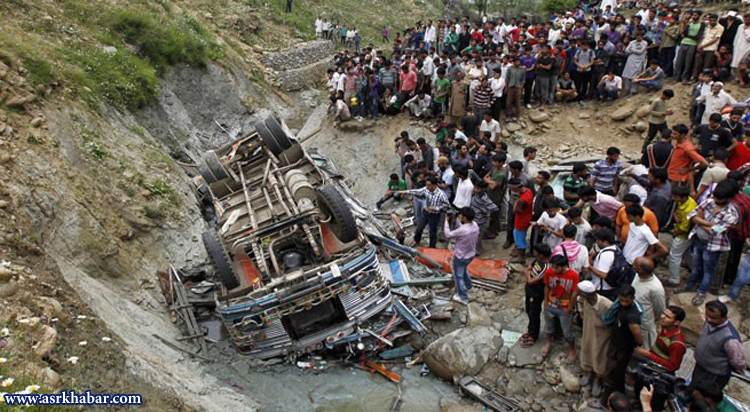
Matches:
[519,333,536,348]
[692,293,706,306]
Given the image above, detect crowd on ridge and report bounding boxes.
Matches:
[320,1,750,411]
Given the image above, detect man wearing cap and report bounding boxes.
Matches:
[719,10,741,52]
[578,280,612,398]
[696,82,737,125]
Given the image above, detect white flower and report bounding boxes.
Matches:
[24,385,40,392]
[0,358,6,364]
[67,356,79,365]
[14,389,30,395]
[0,328,8,337]
[78,341,87,346]
[101,337,112,342]
[50,318,58,323]
[1,378,13,388]
[76,315,87,320]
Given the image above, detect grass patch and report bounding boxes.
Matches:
[143,203,168,221]
[81,131,108,161]
[108,10,221,74]
[22,58,53,85]
[77,47,159,110]
[144,179,179,205]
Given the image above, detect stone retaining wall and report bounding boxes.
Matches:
[262,40,334,72]
[275,60,330,92]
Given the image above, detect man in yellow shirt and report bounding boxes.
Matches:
[667,185,697,286]
[615,194,659,243]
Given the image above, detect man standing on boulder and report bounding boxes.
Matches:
[444,207,479,305]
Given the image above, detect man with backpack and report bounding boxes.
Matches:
[590,228,633,301]
[641,129,673,170]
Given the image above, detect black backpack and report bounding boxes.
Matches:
[600,247,635,290]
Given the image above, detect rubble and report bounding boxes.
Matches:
[423,324,504,379]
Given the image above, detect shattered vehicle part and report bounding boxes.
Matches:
[457,376,521,412]
[190,116,392,359]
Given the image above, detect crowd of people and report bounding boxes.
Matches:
[324,1,750,411]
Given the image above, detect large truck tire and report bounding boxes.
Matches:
[256,121,285,156]
[204,150,230,181]
[202,231,240,289]
[264,116,293,151]
[316,185,358,243]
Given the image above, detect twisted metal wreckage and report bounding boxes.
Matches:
[156,116,518,411]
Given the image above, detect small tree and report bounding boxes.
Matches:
[541,0,576,15]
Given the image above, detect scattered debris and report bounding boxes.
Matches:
[457,376,521,412]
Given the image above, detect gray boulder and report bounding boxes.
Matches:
[609,105,636,121]
[423,326,503,379]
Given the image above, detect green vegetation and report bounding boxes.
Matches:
[541,0,577,15]
[77,47,159,110]
[81,131,108,161]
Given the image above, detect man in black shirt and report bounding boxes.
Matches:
[721,108,744,142]
[536,45,556,107]
[598,284,643,409]
[417,138,435,171]
[641,129,673,169]
[460,110,479,138]
[694,113,735,158]
[473,142,494,178]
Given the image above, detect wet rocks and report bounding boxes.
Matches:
[423,326,503,379]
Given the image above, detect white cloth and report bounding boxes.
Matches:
[537,212,568,249]
[593,245,617,291]
[623,223,659,264]
[480,119,501,140]
[454,178,474,208]
[628,183,648,206]
[732,24,750,68]
[600,0,617,11]
[425,25,436,43]
[622,40,648,80]
[698,91,737,124]
[490,77,506,98]
[574,220,592,245]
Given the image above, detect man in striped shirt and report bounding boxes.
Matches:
[590,146,622,195]
[472,76,494,120]
[396,175,448,248]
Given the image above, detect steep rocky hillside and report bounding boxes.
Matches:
[0,0,445,410]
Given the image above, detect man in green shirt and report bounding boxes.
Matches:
[563,162,588,206]
[673,11,704,82]
[376,173,407,210]
[483,152,508,238]
[433,68,451,118]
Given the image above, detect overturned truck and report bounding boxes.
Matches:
[194,116,393,359]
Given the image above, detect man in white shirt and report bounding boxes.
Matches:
[405,92,434,119]
[424,22,436,50]
[596,71,623,101]
[453,166,474,208]
[479,112,502,142]
[332,67,345,93]
[696,82,737,125]
[622,205,668,264]
[489,69,506,121]
[591,228,619,300]
[535,199,568,249]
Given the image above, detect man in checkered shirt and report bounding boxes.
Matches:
[676,180,740,306]
[396,175,448,248]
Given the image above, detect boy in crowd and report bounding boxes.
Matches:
[510,177,535,263]
[541,254,579,362]
[521,243,552,348]
[667,185,697,286]
[567,207,591,245]
[376,173,407,210]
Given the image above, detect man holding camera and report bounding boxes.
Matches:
[633,306,688,411]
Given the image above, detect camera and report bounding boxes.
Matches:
[630,358,686,398]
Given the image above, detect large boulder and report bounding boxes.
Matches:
[670,293,745,344]
[635,105,651,118]
[423,325,503,380]
[466,304,492,327]
[506,122,522,133]
[609,105,637,121]
[32,325,57,357]
[507,341,544,367]
[528,110,550,123]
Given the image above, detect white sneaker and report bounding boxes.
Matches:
[451,294,468,305]
[718,295,734,304]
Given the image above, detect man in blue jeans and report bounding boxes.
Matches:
[720,253,750,304]
[396,176,448,248]
[677,181,740,306]
[444,207,479,305]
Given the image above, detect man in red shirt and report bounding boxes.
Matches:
[727,129,750,170]
[399,65,417,107]
[510,177,534,263]
[667,124,708,196]
[633,306,687,411]
[542,254,579,362]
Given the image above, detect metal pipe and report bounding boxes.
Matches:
[239,167,258,230]
[261,158,272,188]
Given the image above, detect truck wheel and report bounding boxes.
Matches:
[202,231,240,289]
[264,116,293,151]
[277,144,304,167]
[316,185,358,243]
[204,150,229,181]
[256,121,285,156]
[197,160,218,184]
